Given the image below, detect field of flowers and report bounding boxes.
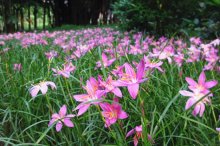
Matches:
[0,27,220,146]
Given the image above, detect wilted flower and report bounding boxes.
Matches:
[96,53,116,69]
[52,62,75,78]
[29,81,56,98]
[13,63,22,72]
[48,105,75,132]
[126,125,154,146]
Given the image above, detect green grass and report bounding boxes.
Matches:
[0,27,220,146]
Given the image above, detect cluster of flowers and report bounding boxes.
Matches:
[1,28,220,145]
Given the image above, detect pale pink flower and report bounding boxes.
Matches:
[180,71,217,116]
[29,81,56,98]
[185,71,218,94]
[144,56,164,72]
[45,50,58,60]
[48,105,75,132]
[179,90,211,117]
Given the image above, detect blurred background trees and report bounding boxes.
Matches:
[0,0,219,38]
[0,0,115,33]
[113,0,220,38]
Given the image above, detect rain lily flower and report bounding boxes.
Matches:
[96,53,116,69]
[29,81,56,98]
[52,62,76,78]
[99,101,128,127]
[13,63,22,72]
[126,125,154,146]
[114,59,147,99]
[73,77,105,116]
[216,128,220,132]
[179,71,217,117]
[144,56,164,72]
[98,75,122,97]
[159,46,174,64]
[48,105,75,132]
[185,71,218,94]
[45,50,58,60]
[179,90,211,116]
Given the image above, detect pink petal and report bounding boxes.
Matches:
[199,103,205,117]
[198,71,206,85]
[136,59,145,80]
[48,118,56,126]
[205,81,218,88]
[192,104,200,116]
[40,84,48,95]
[127,83,139,99]
[59,105,67,117]
[118,111,128,119]
[134,136,139,146]
[73,94,89,102]
[179,90,194,97]
[111,88,122,97]
[29,86,40,98]
[185,77,197,86]
[45,81,57,90]
[126,129,135,137]
[185,98,196,110]
[77,104,90,116]
[63,119,74,127]
[102,53,108,63]
[56,121,63,132]
[216,128,220,132]
[99,103,111,112]
[52,113,60,119]
[112,80,128,87]
[124,63,136,77]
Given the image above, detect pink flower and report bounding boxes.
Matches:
[45,50,58,60]
[13,63,22,72]
[96,53,116,69]
[144,56,164,72]
[179,90,211,116]
[73,77,105,116]
[29,81,56,98]
[52,62,76,78]
[98,75,122,97]
[126,125,154,146]
[113,59,147,99]
[180,71,217,117]
[185,71,218,94]
[48,105,75,132]
[99,101,128,127]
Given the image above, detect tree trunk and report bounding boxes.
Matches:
[20,7,24,31]
[28,3,31,31]
[4,0,15,33]
[43,2,46,30]
[34,3,37,29]
[48,4,51,27]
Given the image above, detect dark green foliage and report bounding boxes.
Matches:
[113,0,220,38]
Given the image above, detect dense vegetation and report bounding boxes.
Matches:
[0,27,220,145]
